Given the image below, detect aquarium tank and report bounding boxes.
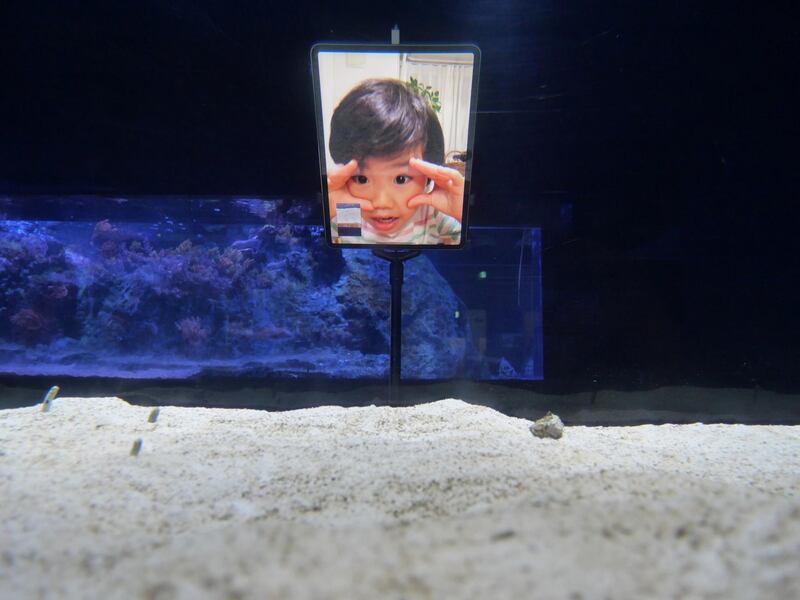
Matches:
[0,196,542,385]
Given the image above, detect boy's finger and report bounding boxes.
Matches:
[329,159,358,177]
[410,158,463,185]
[407,194,436,210]
[328,165,358,188]
[327,160,358,188]
[357,199,375,212]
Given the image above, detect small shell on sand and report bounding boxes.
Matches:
[531,411,564,439]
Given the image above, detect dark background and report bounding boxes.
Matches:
[2,1,798,391]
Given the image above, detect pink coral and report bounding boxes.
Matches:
[91,219,115,245]
[175,317,208,351]
[10,308,50,345]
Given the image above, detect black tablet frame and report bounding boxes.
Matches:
[310,43,481,249]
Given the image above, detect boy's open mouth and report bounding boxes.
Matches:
[370,216,399,231]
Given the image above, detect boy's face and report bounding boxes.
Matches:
[346,146,427,235]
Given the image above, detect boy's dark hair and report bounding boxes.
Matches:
[329,78,445,165]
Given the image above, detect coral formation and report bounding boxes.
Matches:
[0,222,77,345]
[176,317,209,355]
[10,308,50,345]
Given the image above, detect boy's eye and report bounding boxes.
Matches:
[394,175,411,184]
[351,175,368,185]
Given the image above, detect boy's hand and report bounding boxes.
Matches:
[407,158,464,223]
[327,160,374,219]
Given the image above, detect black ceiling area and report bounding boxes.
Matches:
[1,0,798,392]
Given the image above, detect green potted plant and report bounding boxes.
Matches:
[407,77,441,113]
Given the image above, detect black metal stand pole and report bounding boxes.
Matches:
[372,249,420,403]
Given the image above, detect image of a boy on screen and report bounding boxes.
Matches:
[327,79,464,245]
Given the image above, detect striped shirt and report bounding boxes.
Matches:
[331,205,461,245]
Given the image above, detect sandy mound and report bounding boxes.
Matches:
[1,396,799,599]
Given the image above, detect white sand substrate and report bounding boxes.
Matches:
[1,396,799,599]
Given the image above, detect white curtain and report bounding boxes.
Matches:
[401,56,474,159]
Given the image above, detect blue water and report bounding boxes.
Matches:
[0,197,542,381]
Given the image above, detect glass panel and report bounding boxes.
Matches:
[425,227,543,380]
[0,197,542,381]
